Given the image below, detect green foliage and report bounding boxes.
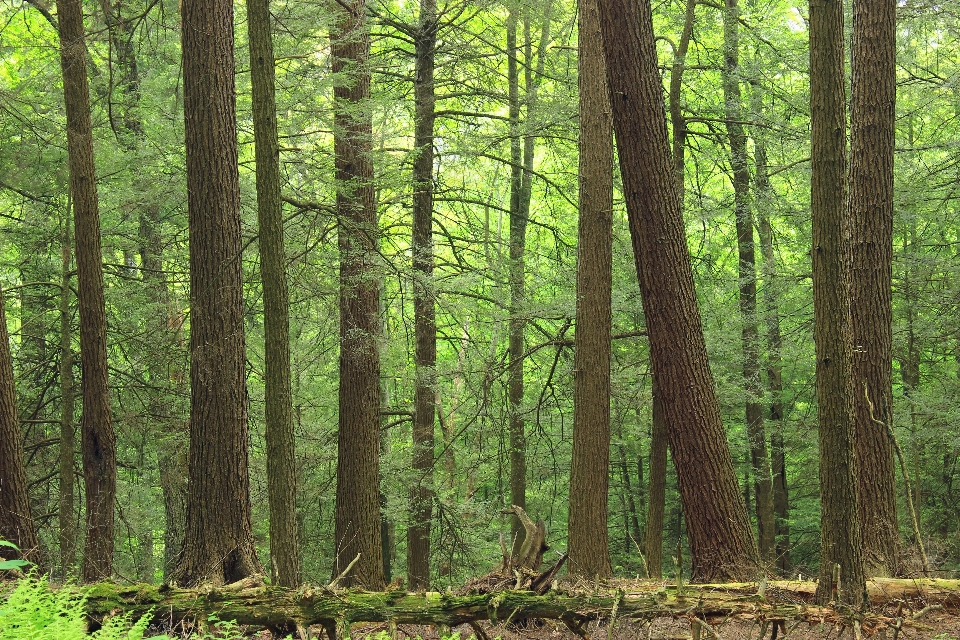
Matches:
[0,575,247,640]
[0,542,31,572]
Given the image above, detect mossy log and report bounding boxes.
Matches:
[80,578,960,637]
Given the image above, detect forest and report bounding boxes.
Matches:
[1,0,960,631]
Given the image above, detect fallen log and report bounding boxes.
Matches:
[79,578,960,639]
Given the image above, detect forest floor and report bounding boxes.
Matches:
[219,577,960,640]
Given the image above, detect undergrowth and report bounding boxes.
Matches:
[0,574,244,640]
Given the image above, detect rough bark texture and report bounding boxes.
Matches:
[172,0,263,586]
[56,0,117,582]
[58,219,77,577]
[644,380,668,579]
[0,287,41,563]
[407,0,438,591]
[753,132,791,574]
[668,0,696,188]
[596,0,759,583]
[849,0,899,579]
[331,0,384,590]
[567,0,613,581]
[809,0,866,607]
[246,0,301,588]
[720,0,776,563]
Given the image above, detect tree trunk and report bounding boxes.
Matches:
[753,132,791,574]
[246,0,301,588]
[645,384,667,578]
[172,0,263,586]
[407,0,438,592]
[331,0,384,589]
[0,287,41,563]
[849,0,899,579]
[55,0,116,583]
[720,0,776,563]
[59,214,76,578]
[809,0,866,607]
[506,7,527,552]
[567,0,613,580]
[596,0,760,583]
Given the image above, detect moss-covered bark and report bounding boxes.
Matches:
[78,578,960,635]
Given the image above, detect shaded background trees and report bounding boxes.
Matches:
[3,0,960,587]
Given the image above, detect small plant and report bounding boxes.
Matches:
[0,541,32,572]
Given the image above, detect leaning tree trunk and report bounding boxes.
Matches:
[246,0,301,587]
[596,0,759,583]
[56,0,116,583]
[849,0,899,579]
[407,0,438,591]
[809,0,866,607]
[720,0,776,563]
[330,0,384,590]
[0,287,41,563]
[172,0,263,586]
[567,0,614,580]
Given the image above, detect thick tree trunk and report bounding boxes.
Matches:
[720,0,776,563]
[55,0,116,583]
[809,0,866,607]
[330,0,384,590]
[246,0,301,588]
[172,0,263,586]
[407,0,438,590]
[849,0,899,579]
[0,287,41,563]
[567,0,613,580]
[596,0,759,583]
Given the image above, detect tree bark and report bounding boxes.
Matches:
[567,0,613,580]
[55,0,116,583]
[172,0,263,586]
[753,128,791,574]
[0,287,41,563]
[58,214,76,578]
[246,0,301,588]
[720,0,776,563]
[407,0,438,591]
[809,0,866,607]
[644,380,667,578]
[849,0,899,579]
[331,0,384,589]
[596,0,760,583]
[506,7,527,552]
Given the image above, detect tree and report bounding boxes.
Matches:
[849,0,899,578]
[567,0,613,579]
[331,0,385,590]
[595,0,760,582]
[720,0,775,562]
[407,0,438,591]
[171,0,263,586]
[55,0,117,582]
[58,214,76,577]
[809,0,867,606]
[0,286,41,563]
[246,0,301,587]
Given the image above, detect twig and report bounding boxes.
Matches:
[863,383,930,574]
[911,604,942,620]
[327,554,361,590]
[468,621,491,640]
